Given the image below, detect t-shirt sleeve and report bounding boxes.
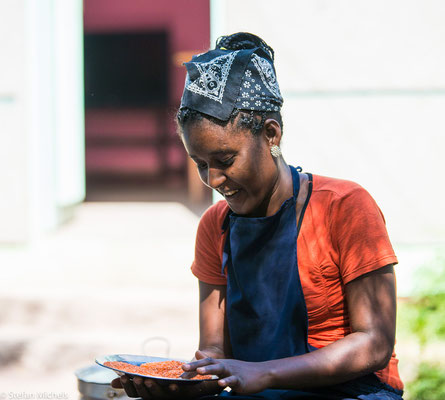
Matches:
[330,186,398,284]
[191,203,228,285]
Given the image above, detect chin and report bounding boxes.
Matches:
[225,200,245,215]
[226,200,258,217]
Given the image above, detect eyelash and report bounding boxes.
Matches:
[197,156,234,170]
[219,156,235,166]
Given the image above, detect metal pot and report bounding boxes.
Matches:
[75,364,132,400]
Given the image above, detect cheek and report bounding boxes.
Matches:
[233,154,269,192]
[246,150,277,193]
[197,168,208,186]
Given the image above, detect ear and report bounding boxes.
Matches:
[262,118,283,147]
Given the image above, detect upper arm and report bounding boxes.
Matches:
[331,186,397,370]
[198,281,231,359]
[330,186,398,284]
[345,264,396,368]
[191,203,228,285]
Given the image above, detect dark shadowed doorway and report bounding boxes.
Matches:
[83,0,212,210]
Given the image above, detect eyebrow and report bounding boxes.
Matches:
[210,150,234,156]
[190,150,235,159]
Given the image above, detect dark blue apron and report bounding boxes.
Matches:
[222,164,311,362]
[206,166,403,400]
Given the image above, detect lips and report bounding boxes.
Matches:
[219,189,240,198]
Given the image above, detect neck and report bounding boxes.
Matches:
[253,158,293,217]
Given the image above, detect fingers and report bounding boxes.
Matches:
[167,383,180,398]
[183,357,215,372]
[196,363,224,376]
[181,350,216,377]
[179,380,222,399]
[179,371,198,379]
[180,354,200,379]
[120,375,139,398]
[110,377,123,389]
[144,378,174,399]
[198,380,224,396]
[168,383,179,392]
[116,373,223,400]
[133,376,152,399]
[218,375,239,389]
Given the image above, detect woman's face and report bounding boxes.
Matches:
[181,117,280,216]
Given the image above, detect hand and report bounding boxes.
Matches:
[182,350,271,394]
[111,374,222,400]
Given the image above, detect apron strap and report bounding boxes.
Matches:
[296,172,313,237]
[290,165,300,199]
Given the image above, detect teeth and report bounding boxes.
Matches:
[224,190,239,197]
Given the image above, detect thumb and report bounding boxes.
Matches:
[195,349,209,360]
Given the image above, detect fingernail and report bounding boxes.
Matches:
[121,376,128,384]
[197,367,205,373]
[183,364,190,370]
[169,385,178,392]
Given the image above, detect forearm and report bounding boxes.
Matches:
[265,331,392,390]
[198,281,231,359]
[263,265,397,390]
[199,323,231,359]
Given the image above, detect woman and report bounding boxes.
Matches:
[113,32,404,399]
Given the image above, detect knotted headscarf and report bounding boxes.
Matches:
[180,47,283,121]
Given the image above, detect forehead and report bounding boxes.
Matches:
[182,118,253,155]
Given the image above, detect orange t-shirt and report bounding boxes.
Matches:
[191,174,403,391]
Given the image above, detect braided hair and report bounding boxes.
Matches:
[216,32,275,61]
[177,32,283,136]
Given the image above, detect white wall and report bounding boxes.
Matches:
[0,0,85,242]
[0,0,29,242]
[211,0,445,294]
[53,0,85,207]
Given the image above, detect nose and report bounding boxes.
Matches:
[206,167,226,190]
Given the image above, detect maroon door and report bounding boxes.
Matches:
[83,0,210,204]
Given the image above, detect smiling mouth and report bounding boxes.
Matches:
[221,189,239,198]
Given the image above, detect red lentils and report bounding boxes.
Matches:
[104,360,213,380]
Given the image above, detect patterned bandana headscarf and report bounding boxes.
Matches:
[180,47,283,121]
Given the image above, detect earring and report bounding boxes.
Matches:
[270,145,282,158]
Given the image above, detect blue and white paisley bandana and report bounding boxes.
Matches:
[180,47,283,121]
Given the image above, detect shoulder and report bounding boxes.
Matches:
[200,200,230,229]
[312,174,366,198]
[311,174,377,209]
[197,200,230,243]
[308,174,384,225]
[307,174,396,282]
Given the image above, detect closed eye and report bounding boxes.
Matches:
[192,155,235,170]
[218,156,235,167]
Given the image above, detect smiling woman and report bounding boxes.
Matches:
[181,117,285,217]
[113,32,404,400]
